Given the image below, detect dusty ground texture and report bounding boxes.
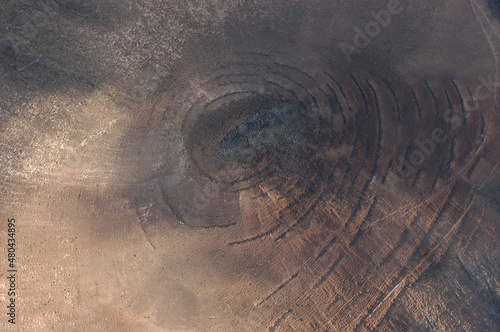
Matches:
[0,0,499,331]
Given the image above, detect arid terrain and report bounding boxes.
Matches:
[0,0,499,331]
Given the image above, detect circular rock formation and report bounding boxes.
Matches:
[1,1,499,331]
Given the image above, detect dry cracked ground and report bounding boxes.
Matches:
[0,0,499,331]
